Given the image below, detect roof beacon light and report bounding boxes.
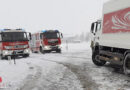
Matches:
[42,30,46,33]
[0,29,5,31]
[16,28,25,31]
[55,30,59,32]
[4,29,11,31]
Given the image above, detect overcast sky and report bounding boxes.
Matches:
[0,0,109,35]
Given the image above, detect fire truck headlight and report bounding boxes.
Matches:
[44,46,50,50]
[23,45,28,48]
[24,49,30,53]
[57,45,61,48]
[3,50,9,55]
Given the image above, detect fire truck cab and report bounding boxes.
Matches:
[0,29,31,59]
[31,30,63,53]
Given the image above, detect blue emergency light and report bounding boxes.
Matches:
[42,30,59,33]
[0,28,25,31]
[0,29,11,31]
[42,30,47,33]
[4,29,11,30]
[55,30,59,31]
[0,29,5,31]
[16,28,25,31]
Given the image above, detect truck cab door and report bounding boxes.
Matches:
[90,20,101,48]
[95,21,101,43]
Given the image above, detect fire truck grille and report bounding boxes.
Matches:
[48,40,58,45]
[14,45,25,49]
[5,45,28,49]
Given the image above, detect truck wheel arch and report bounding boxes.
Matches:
[92,49,106,66]
[93,43,100,52]
[123,53,130,75]
[40,46,45,54]
[124,50,130,57]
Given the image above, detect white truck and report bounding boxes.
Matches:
[90,0,130,75]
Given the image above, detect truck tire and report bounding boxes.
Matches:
[123,54,130,75]
[0,54,4,60]
[46,50,51,53]
[56,49,61,53]
[23,54,29,58]
[40,47,45,54]
[92,50,106,66]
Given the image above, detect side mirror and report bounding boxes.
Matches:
[61,33,63,38]
[29,33,32,40]
[91,23,95,33]
[40,33,43,39]
[0,33,2,42]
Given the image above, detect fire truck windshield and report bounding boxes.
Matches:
[2,32,28,42]
[43,32,60,39]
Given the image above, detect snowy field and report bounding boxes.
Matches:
[0,42,130,90]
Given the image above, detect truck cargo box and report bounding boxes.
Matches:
[100,0,130,49]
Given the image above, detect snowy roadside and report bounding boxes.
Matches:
[0,59,29,89]
[41,42,130,90]
[19,55,83,90]
[0,42,85,90]
[0,54,57,90]
[0,42,130,90]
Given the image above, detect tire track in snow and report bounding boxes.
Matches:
[58,62,98,90]
[44,52,91,60]
[55,54,91,60]
[17,57,83,90]
[19,64,42,90]
[41,58,98,90]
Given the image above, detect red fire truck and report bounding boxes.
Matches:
[31,30,63,53]
[0,29,31,59]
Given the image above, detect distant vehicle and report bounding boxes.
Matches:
[31,30,63,53]
[0,29,31,59]
[90,0,130,75]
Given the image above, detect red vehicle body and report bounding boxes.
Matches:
[31,30,63,53]
[0,29,31,59]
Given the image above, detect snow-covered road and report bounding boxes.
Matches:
[0,42,130,90]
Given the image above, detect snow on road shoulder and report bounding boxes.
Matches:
[66,42,130,90]
[0,59,29,89]
[1,42,130,90]
[15,54,83,90]
[37,61,83,90]
[42,42,130,90]
[0,54,59,90]
[0,50,84,90]
[61,42,90,53]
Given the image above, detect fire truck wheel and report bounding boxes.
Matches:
[40,47,45,54]
[46,51,51,53]
[0,55,4,60]
[123,54,130,76]
[92,50,106,66]
[23,54,29,58]
[56,49,61,53]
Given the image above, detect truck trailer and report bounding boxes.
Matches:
[0,29,31,59]
[31,30,63,53]
[90,0,130,75]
